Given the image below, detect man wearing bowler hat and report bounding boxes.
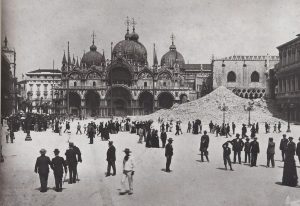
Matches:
[51,149,67,192]
[65,142,82,184]
[120,148,135,195]
[232,133,244,164]
[34,148,52,192]
[106,141,116,177]
[250,137,260,167]
[165,138,174,172]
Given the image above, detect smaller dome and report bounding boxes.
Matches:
[81,43,104,68]
[129,31,139,41]
[90,44,97,51]
[161,41,184,67]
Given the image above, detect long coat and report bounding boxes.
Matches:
[106,145,116,162]
[232,138,244,152]
[165,143,173,157]
[51,156,67,175]
[250,141,260,154]
[35,155,52,174]
[200,134,209,151]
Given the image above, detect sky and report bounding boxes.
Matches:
[2,0,300,79]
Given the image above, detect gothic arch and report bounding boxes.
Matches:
[157,70,172,80]
[68,71,82,80]
[85,70,102,79]
[227,71,236,82]
[157,92,175,109]
[251,71,260,82]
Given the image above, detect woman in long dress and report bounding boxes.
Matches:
[282,137,298,187]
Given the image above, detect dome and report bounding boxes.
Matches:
[81,43,104,67]
[113,38,148,65]
[161,43,185,67]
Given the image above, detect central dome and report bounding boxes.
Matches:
[113,29,147,65]
[81,43,104,67]
[161,39,185,67]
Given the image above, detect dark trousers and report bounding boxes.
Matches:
[201,151,209,162]
[76,129,82,134]
[223,156,232,169]
[69,164,77,183]
[267,153,275,167]
[89,136,94,144]
[175,130,179,135]
[234,151,241,164]
[39,173,49,192]
[251,153,258,166]
[107,161,116,175]
[54,173,63,190]
[233,128,235,134]
[166,156,172,171]
[161,140,166,148]
[244,152,250,163]
[281,150,285,161]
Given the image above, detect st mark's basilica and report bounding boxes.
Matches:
[55,20,212,117]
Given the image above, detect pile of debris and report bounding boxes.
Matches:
[136,86,284,125]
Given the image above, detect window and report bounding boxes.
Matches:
[93,81,96,86]
[227,71,236,82]
[74,82,77,87]
[251,71,259,82]
[144,82,147,87]
[163,82,166,87]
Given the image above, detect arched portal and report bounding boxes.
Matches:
[138,91,154,114]
[180,94,188,104]
[85,90,100,117]
[108,66,132,86]
[106,86,132,116]
[158,92,174,109]
[68,92,81,116]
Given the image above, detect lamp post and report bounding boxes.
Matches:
[244,101,254,127]
[218,103,228,124]
[286,103,294,133]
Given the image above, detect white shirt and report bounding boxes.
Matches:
[123,156,135,171]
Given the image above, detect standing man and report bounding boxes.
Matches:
[106,141,116,176]
[51,149,67,192]
[175,123,180,135]
[34,149,52,192]
[160,130,167,148]
[209,121,214,133]
[64,121,70,133]
[120,148,135,195]
[250,137,260,167]
[165,138,174,172]
[278,121,281,133]
[232,122,236,134]
[200,131,209,162]
[296,137,300,164]
[65,142,82,184]
[222,141,233,171]
[232,134,244,164]
[266,138,275,168]
[280,134,288,162]
[187,121,191,133]
[76,122,82,135]
[244,138,251,163]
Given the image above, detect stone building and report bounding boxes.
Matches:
[213,55,279,99]
[21,69,61,113]
[275,34,300,122]
[56,22,212,117]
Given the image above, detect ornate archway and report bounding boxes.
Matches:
[106,86,132,116]
[68,92,81,116]
[85,90,100,117]
[158,92,174,109]
[180,93,188,104]
[138,91,154,114]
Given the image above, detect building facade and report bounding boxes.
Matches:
[21,69,61,113]
[275,34,300,122]
[213,55,279,99]
[56,24,212,117]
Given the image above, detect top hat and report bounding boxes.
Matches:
[123,148,132,153]
[168,138,174,142]
[288,137,293,140]
[69,142,74,147]
[40,148,47,154]
[53,148,60,154]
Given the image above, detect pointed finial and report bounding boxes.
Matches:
[4,36,8,47]
[125,16,130,33]
[131,18,137,32]
[171,33,175,45]
[92,31,96,45]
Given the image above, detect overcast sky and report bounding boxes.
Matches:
[2,0,300,78]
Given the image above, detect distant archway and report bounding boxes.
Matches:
[85,90,100,117]
[106,86,132,116]
[251,71,259,82]
[68,92,81,116]
[180,94,188,104]
[227,71,236,82]
[158,92,174,109]
[138,91,154,114]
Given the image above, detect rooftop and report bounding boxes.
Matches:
[27,69,61,74]
[215,55,279,61]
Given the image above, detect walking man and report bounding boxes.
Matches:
[250,137,260,167]
[266,138,275,168]
[76,122,82,135]
[200,131,209,162]
[160,130,167,148]
[65,142,82,184]
[280,134,288,162]
[165,138,174,172]
[34,149,52,192]
[120,148,135,195]
[51,149,67,192]
[106,141,116,176]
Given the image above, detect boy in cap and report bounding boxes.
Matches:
[222,141,233,171]
[120,148,135,195]
[165,138,174,172]
[51,149,67,192]
[106,141,116,176]
[34,149,52,192]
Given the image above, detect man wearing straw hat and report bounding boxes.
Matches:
[51,149,67,192]
[34,148,52,192]
[120,148,135,195]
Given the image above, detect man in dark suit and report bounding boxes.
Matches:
[34,149,52,192]
[297,137,300,164]
[200,131,209,162]
[165,138,174,172]
[160,130,167,148]
[51,149,67,192]
[232,134,244,164]
[106,141,116,176]
[250,137,260,167]
[65,142,82,184]
[279,134,288,162]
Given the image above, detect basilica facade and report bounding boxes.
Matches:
[56,24,212,117]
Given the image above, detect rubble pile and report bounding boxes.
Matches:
[136,86,284,125]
